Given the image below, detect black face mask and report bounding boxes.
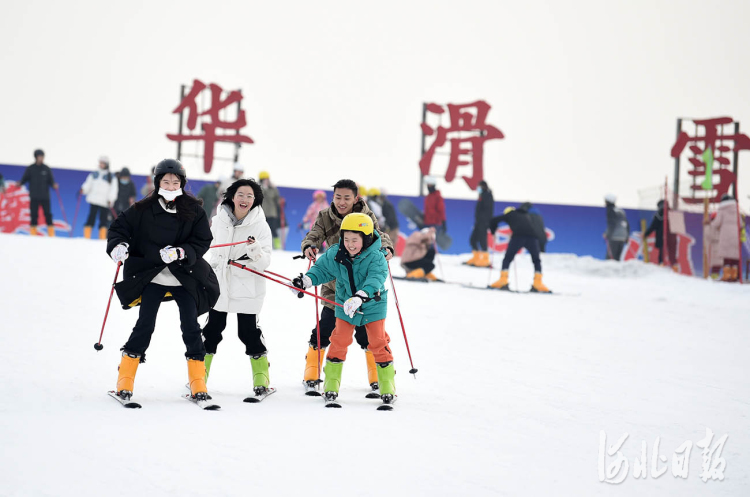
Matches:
[427,185,436,193]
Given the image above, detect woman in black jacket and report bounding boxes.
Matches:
[464,180,494,267]
[106,159,220,404]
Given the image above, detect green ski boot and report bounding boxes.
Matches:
[323,359,344,407]
[250,354,270,395]
[376,362,397,410]
[204,353,214,382]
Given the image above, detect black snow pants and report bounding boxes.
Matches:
[402,246,436,274]
[501,235,542,273]
[123,284,205,361]
[201,309,267,356]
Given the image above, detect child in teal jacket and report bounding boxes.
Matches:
[293,212,396,408]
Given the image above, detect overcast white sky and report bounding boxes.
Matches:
[2,0,750,211]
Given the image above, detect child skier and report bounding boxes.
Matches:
[292,212,396,409]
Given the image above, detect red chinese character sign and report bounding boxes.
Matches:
[419,101,504,190]
[167,79,254,173]
[670,117,749,204]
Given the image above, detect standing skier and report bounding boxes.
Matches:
[706,194,741,281]
[202,178,275,399]
[423,176,446,233]
[293,213,396,409]
[300,179,394,395]
[644,200,676,268]
[488,206,551,292]
[106,159,220,405]
[604,194,630,260]
[19,149,58,236]
[464,180,494,267]
[81,156,118,239]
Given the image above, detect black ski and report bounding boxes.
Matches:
[108,391,141,409]
[377,394,397,411]
[183,394,221,410]
[323,392,342,408]
[303,380,322,396]
[244,387,276,403]
[391,276,446,283]
[365,382,380,399]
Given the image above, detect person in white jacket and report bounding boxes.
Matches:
[202,178,274,400]
[80,156,118,239]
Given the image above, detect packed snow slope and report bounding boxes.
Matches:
[1,234,748,497]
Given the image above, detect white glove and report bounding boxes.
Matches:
[111,243,129,263]
[343,290,368,318]
[290,274,312,296]
[160,245,185,264]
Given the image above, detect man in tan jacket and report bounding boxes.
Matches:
[300,179,394,396]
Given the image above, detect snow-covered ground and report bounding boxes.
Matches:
[1,234,748,496]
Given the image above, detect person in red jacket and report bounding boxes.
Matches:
[423,176,446,233]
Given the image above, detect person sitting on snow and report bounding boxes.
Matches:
[401,227,439,281]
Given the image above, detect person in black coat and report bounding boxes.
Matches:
[106,159,220,403]
[644,200,676,266]
[488,204,551,292]
[520,202,548,252]
[113,167,137,215]
[19,149,59,236]
[464,180,495,267]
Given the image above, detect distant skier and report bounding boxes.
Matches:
[300,179,394,396]
[106,159,220,405]
[464,180,494,267]
[300,190,328,231]
[293,213,396,409]
[644,200,676,268]
[423,176,446,233]
[19,149,58,236]
[113,167,136,215]
[259,171,283,249]
[378,188,400,245]
[202,178,274,399]
[706,194,741,281]
[604,193,629,260]
[401,227,439,281]
[489,205,551,292]
[520,201,548,252]
[80,156,118,239]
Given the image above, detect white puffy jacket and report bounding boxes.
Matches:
[209,204,273,314]
[81,170,118,207]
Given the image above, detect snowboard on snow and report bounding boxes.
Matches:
[397,199,452,250]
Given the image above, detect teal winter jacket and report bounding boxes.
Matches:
[306,232,389,326]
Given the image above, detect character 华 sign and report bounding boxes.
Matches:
[167,79,254,173]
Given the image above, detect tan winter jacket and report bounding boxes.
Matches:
[301,199,393,310]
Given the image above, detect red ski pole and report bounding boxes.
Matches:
[210,240,250,249]
[387,264,418,377]
[53,186,69,226]
[94,261,122,351]
[307,259,323,378]
[70,193,82,237]
[228,261,345,308]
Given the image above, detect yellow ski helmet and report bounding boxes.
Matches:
[368,187,381,197]
[340,213,374,235]
[259,171,270,180]
[504,206,515,215]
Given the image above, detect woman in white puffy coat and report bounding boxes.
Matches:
[202,178,274,398]
[80,157,118,239]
